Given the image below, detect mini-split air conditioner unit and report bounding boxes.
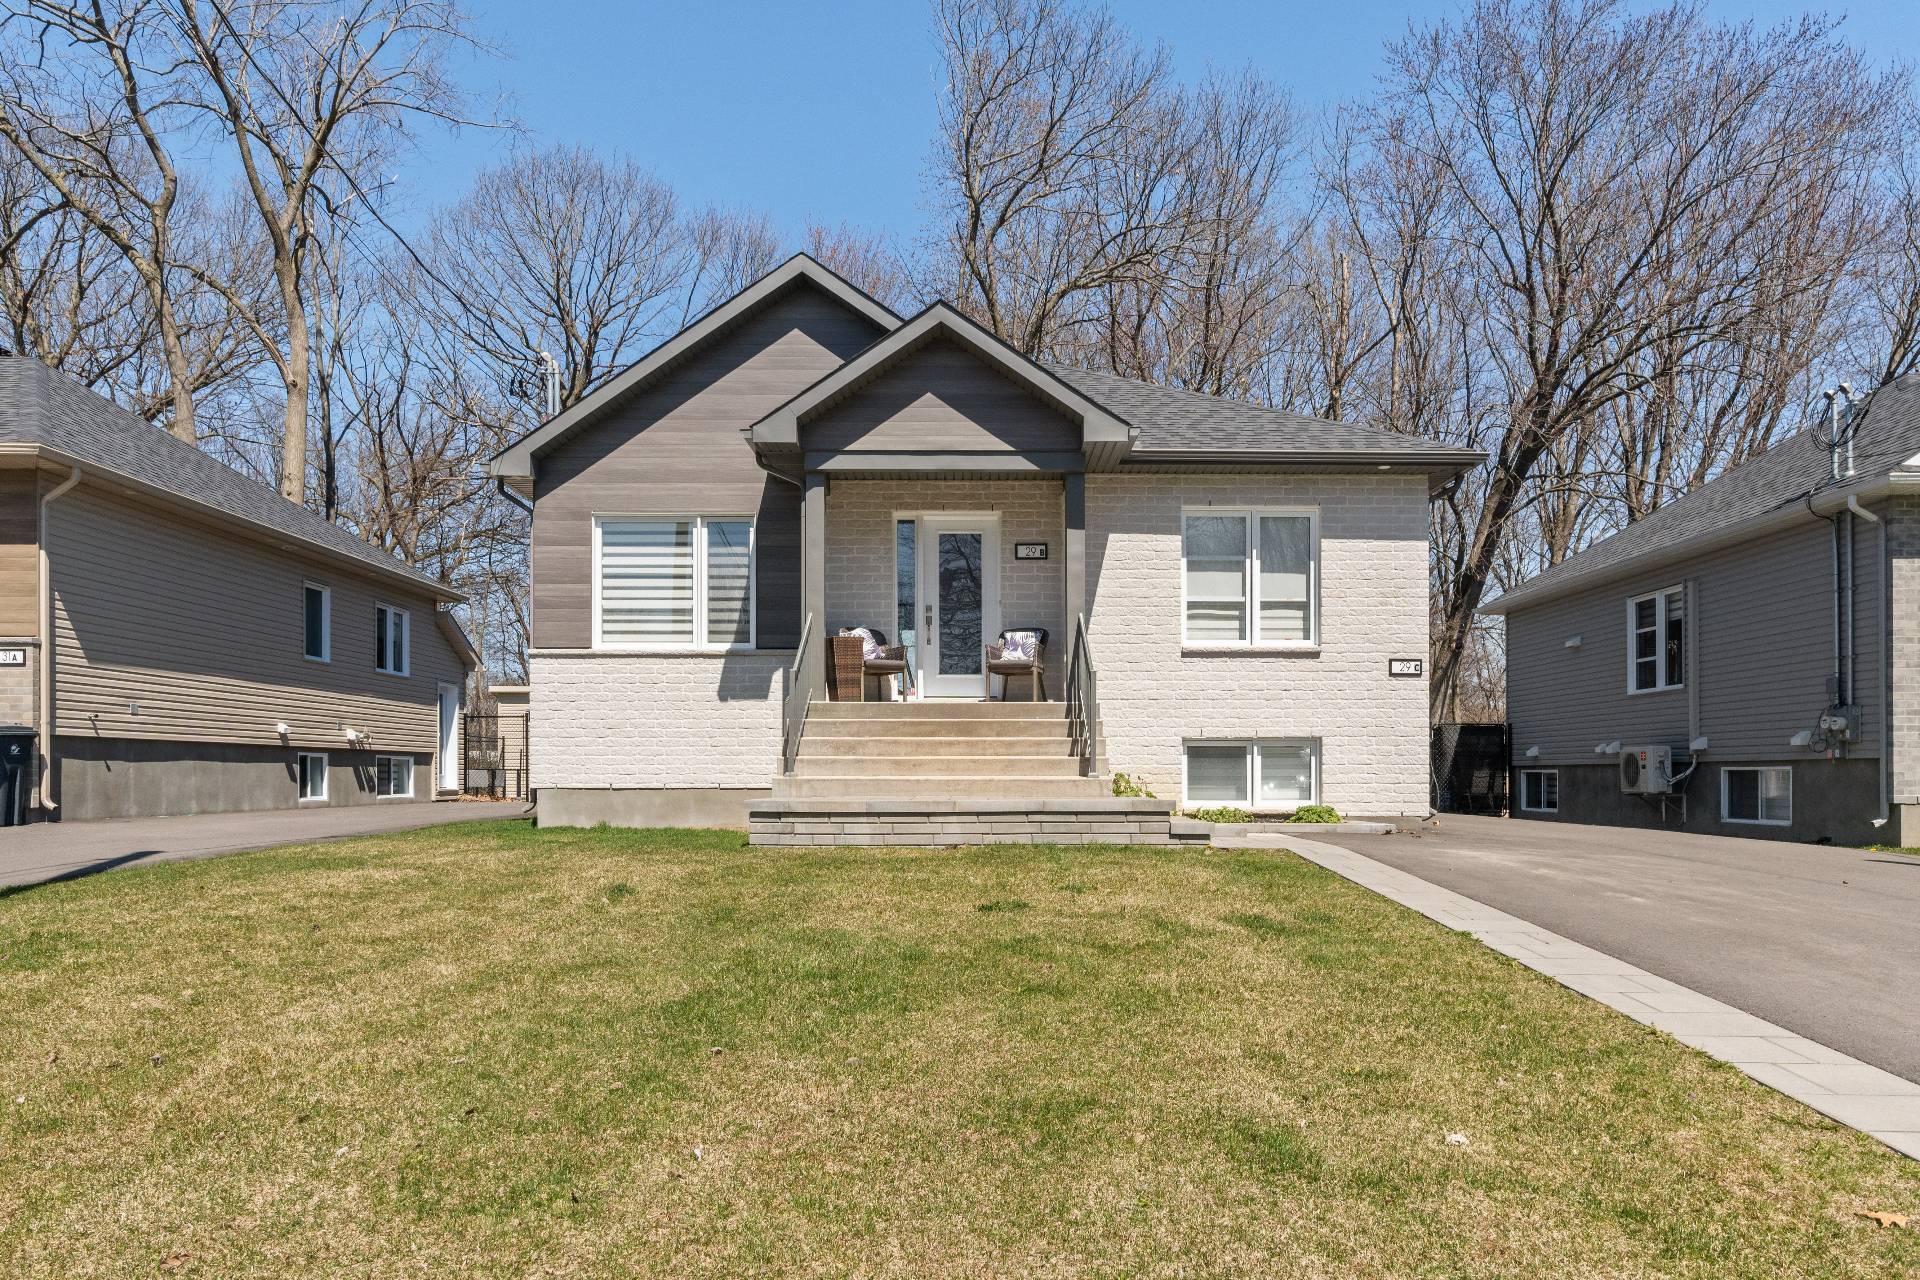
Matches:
[1618,745,1673,795]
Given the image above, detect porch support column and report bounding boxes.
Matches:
[802,470,827,697]
[1063,471,1086,647]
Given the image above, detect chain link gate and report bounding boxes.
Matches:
[1431,722,1509,815]
[463,710,530,800]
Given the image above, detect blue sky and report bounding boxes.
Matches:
[409,0,1919,244]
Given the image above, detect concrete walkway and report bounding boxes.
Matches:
[1220,831,1920,1161]
[0,801,527,889]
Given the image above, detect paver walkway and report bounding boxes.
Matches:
[1,801,527,889]
[1221,831,1920,1161]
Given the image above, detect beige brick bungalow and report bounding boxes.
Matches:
[490,256,1481,842]
[0,357,474,822]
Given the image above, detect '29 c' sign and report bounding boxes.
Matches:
[1387,657,1424,678]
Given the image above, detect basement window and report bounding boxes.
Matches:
[297,752,328,803]
[1183,740,1318,810]
[1518,768,1558,813]
[1721,766,1790,826]
[375,755,415,799]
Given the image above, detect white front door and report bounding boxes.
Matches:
[915,514,1000,698]
[438,683,460,792]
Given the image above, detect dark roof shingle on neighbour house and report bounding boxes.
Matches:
[1042,361,1477,457]
[1485,371,1920,614]
[0,356,450,596]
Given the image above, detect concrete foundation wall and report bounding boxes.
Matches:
[1512,757,1885,845]
[54,736,430,822]
[538,786,765,828]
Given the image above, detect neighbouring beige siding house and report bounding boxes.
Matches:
[492,256,1482,843]
[0,356,475,822]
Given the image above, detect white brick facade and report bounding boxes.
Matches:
[529,651,786,790]
[826,478,1068,694]
[1086,473,1432,817]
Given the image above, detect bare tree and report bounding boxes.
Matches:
[805,220,917,312]
[1346,0,1894,717]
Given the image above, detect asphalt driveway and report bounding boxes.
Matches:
[1315,815,1920,1082]
[0,801,527,890]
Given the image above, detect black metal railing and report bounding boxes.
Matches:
[462,710,530,800]
[781,613,821,775]
[1065,613,1101,776]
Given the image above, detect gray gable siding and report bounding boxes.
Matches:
[531,285,883,649]
[801,337,1080,456]
[1506,511,1883,767]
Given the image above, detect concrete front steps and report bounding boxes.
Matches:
[752,700,1201,846]
[748,798,1212,847]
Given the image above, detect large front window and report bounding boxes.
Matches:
[1183,740,1319,810]
[1182,510,1316,646]
[595,516,755,649]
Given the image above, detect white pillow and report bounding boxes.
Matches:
[839,626,884,660]
[1000,630,1039,661]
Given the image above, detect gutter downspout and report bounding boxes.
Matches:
[37,464,81,815]
[1848,495,1890,828]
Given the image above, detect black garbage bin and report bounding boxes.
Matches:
[0,724,34,826]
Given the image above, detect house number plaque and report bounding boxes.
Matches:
[0,649,24,667]
[1387,658,1424,677]
[1014,543,1048,560]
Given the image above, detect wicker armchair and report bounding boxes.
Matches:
[985,627,1049,701]
[829,628,909,702]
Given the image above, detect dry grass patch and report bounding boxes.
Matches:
[1,820,1916,1278]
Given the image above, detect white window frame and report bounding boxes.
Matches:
[1180,739,1321,810]
[1518,768,1559,813]
[1179,507,1319,649]
[375,603,410,676]
[375,754,415,799]
[297,751,328,803]
[592,514,757,652]
[302,582,331,663]
[1720,765,1791,826]
[1625,585,1684,694]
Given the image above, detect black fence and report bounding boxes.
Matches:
[463,712,530,801]
[1431,722,1509,815]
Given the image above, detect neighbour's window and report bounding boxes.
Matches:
[1519,768,1558,813]
[375,755,414,798]
[1182,510,1316,646]
[1627,586,1684,692]
[375,603,410,675]
[303,583,330,662]
[1721,766,1790,826]
[297,752,327,802]
[594,516,755,649]
[1183,740,1319,809]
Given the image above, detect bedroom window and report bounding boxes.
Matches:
[1627,586,1684,692]
[303,583,330,662]
[1722,766,1790,826]
[1519,768,1558,813]
[594,516,755,649]
[1183,740,1319,810]
[375,603,409,676]
[1182,510,1316,646]
[297,752,328,802]
[375,755,414,799]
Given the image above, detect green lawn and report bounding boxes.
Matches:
[2,822,1916,1278]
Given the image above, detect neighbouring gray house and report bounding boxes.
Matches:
[1486,371,1920,845]
[0,357,475,822]
[490,254,1482,844]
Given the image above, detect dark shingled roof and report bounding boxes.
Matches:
[0,357,448,594]
[1043,361,1479,458]
[1488,371,1920,613]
